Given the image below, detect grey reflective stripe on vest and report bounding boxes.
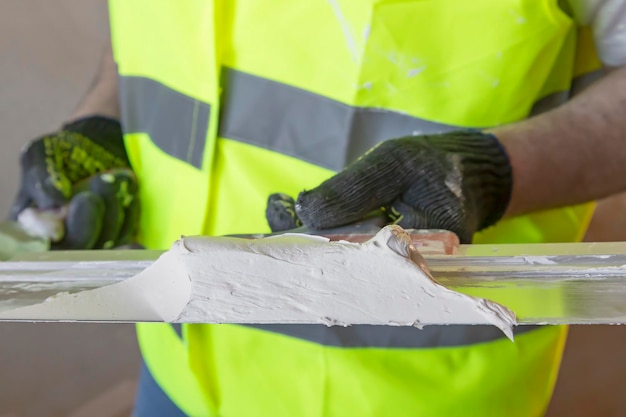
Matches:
[118,69,457,171]
[219,68,456,171]
[119,68,605,172]
[529,69,606,116]
[119,76,210,169]
[529,91,569,117]
[246,324,539,348]
[571,68,606,97]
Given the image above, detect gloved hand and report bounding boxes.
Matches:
[10,116,139,249]
[266,131,512,243]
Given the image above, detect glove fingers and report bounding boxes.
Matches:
[266,193,301,232]
[21,165,69,210]
[54,191,105,250]
[116,198,140,247]
[387,200,433,230]
[90,169,138,249]
[390,199,472,244]
[9,164,70,221]
[296,142,409,229]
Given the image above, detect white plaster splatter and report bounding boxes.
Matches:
[326,0,360,62]
[408,65,427,77]
[508,8,527,24]
[386,83,399,94]
[476,69,500,88]
[362,24,371,41]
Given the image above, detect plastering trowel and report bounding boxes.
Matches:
[0,217,626,327]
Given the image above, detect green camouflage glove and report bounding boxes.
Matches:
[10,116,139,249]
[266,131,512,243]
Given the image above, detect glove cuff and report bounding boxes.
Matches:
[428,131,512,230]
[481,135,513,228]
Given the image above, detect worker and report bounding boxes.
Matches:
[9,1,626,416]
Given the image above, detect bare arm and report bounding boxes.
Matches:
[69,40,119,121]
[492,66,626,217]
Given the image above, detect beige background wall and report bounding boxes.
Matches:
[0,1,111,216]
[0,2,139,417]
[0,1,625,416]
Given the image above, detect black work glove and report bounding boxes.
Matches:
[10,116,139,249]
[266,131,512,243]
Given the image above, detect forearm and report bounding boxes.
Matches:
[69,40,119,121]
[492,66,626,217]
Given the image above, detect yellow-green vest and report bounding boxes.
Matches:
[109,0,601,415]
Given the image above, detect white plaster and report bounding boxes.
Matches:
[408,66,426,77]
[326,0,360,62]
[362,24,371,41]
[174,226,516,338]
[507,8,526,24]
[445,155,464,201]
[17,207,66,242]
[0,251,191,321]
[522,256,558,265]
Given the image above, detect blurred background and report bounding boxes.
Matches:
[0,2,139,417]
[0,1,624,416]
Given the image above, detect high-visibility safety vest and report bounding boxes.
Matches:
[110,0,601,415]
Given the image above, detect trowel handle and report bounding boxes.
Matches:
[229,210,460,255]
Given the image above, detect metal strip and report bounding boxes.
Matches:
[219,68,456,171]
[119,76,210,169]
[246,324,538,348]
[6,242,626,326]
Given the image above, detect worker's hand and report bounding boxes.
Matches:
[9,116,139,249]
[266,131,512,243]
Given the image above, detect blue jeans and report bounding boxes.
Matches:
[132,361,187,417]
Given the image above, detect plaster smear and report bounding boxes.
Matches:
[0,226,516,338]
[174,225,516,338]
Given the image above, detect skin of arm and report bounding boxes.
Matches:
[491,65,626,218]
[69,40,120,121]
